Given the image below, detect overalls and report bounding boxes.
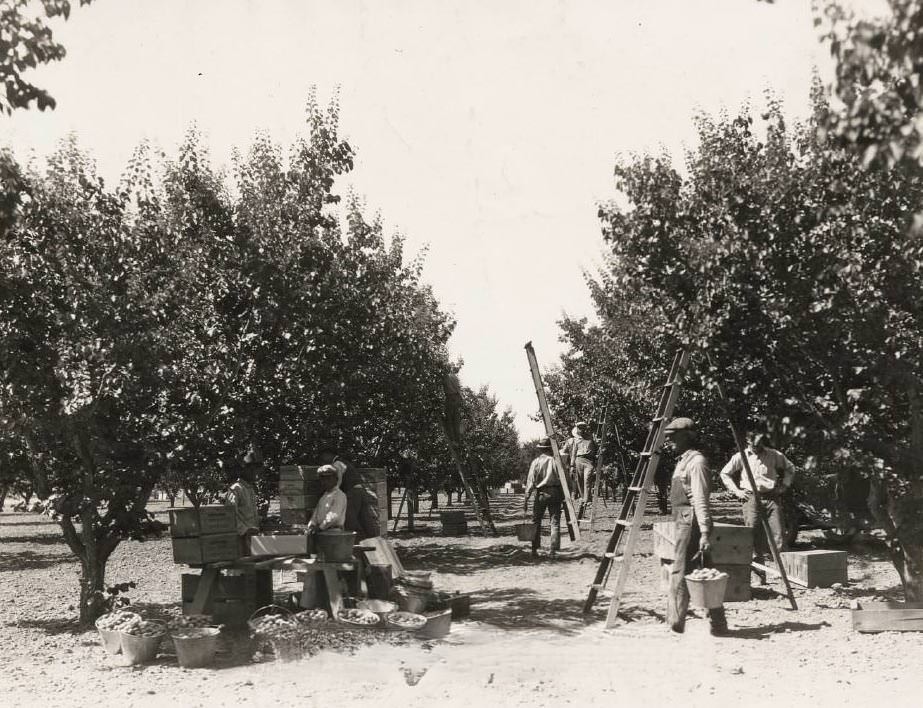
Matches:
[667,462,728,633]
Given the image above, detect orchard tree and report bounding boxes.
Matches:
[0,0,95,114]
[593,88,923,599]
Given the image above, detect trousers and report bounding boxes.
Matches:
[572,457,595,503]
[667,506,728,632]
[743,494,785,556]
[532,486,563,552]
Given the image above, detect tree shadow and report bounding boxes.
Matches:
[0,518,59,527]
[469,587,588,635]
[400,542,550,575]
[0,550,76,572]
[0,533,66,545]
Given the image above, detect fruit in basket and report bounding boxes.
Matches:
[385,611,427,630]
[294,608,330,624]
[96,611,141,632]
[167,614,212,630]
[250,614,297,635]
[337,608,380,626]
[687,568,728,581]
[124,620,165,637]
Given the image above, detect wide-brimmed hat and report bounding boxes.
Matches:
[536,436,553,450]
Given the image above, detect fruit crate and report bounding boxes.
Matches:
[168,505,237,538]
[652,521,752,565]
[172,533,240,565]
[279,465,319,481]
[780,550,848,588]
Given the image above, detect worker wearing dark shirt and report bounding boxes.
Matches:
[340,467,381,540]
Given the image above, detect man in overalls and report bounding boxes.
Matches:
[561,421,597,505]
[524,436,564,559]
[664,416,729,636]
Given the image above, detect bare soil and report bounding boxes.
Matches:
[1,493,920,708]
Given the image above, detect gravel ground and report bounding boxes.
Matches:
[1,495,921,708]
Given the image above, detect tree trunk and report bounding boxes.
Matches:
[407,488,415,532]
[894,535,923,602]
[78,552,108,624]
[0,483,8,511]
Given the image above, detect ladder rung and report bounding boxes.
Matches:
[604,552,624,561]
[640,451,652,457]
[615,519,631,527]
[590,583,605,590]
[628,485,644,492]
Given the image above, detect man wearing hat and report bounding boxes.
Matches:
[561,421,598,505]
[663,416,728,636]
[226,448,262,555]
[306,464,347,533]
[524,437,564,558]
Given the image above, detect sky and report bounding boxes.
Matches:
[2,0,834,439]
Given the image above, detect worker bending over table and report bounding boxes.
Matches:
[307,464,347,534]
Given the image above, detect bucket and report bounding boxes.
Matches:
[392,586,430,614]
[685,573,729,609]
[120,621,166,665]
[171,627,221,668]
[95,612,140,655]
[419,609,452,639]
[315,530,356,562]
[516,522,535,542]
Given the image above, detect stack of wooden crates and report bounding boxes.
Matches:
[278,465,389,533]
[169,505,240,565]
[653,521,754,601]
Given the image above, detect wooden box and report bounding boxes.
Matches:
[851,602,923,632]
[780,550,848,588]
[652,521,752,565]
[249,534,311,556]
[280,494,320,510]
[281,508,310,525]
[181,570,272,605]
[168,505,237,538]
[713,563,752,602]
[279,479,322,496]
[279,465,319,481]
[172,533,240,565]
[357,468,389,532]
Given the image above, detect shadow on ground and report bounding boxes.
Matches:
[0,549,76,572]
[725,620,831,640]
[0,533,67,546]
[400,542,552,575]
[469,587,588,635]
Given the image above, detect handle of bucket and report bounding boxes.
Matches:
[248,604,295,624]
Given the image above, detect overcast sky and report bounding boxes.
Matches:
[2,0,833,439]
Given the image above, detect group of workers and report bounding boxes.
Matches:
[526,414,796,635]
[225,445,382,556]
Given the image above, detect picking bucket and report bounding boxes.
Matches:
[315,530,356,562]
[418,609,452,639]
[171,627,220,668]
[95,612,140,655]
[685,573,729,609]
[120,621,166,665]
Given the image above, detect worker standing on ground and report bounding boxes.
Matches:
[341,466,381,540]
[719,423,796,561]
[561,421,597,505]
[664,417,728,636]
[524,436,563,559]
[226,449,261,556]
[307,464,347,533]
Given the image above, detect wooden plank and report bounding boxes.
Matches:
[852,602,923,632]
[189,568,219,615]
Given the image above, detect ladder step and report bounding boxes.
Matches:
[604,552,624,561]
[628,486,644,492]
[615,519,632,527]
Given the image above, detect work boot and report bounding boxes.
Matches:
[709,607,729,636]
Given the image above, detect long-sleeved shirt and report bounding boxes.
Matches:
[309,488,347,530]
[228,480,260,535]
[719,446,796,494]
[673,449,711,534]
[525,454,559,495]
[561,435,598,463]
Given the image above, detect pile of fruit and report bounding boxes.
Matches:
[96,611,141,632]
[249,614,298,635]
[686,568,728,582]
[337,608,380,626]
[294,608,330,624]
[167,614,211,629]
[384,611,427,630]
[123,620,166,638]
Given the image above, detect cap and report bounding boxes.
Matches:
[575,421,589,430]
[318,464,338,477]
[536,436,552,450]
[664,417,696,434]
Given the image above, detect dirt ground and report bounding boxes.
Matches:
[1,492,921,708]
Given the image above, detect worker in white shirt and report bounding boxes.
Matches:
[719,425,797,560]
[307,464,347,532]
[226,450,261,556]
[524,436,563,559]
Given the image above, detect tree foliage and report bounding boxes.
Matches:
[0,0,94,114]
[557,86,923,599]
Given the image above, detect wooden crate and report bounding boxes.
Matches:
[168,505,237,538]
[181,570,272,605]
[279,479,322,496]
[279,465,319,481]
[249,534,311,556]
[652,521,752,565]
[852,602,923,632]
[279,494,319,510]
[780,550,848,588]
[357,468,389,532]
[172,533,240,565]
[714,564,752,602]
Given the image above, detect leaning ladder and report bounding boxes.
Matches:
[582,350,689,627]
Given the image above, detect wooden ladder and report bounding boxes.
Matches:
[524,342,581,542]
[582,350,689,626]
